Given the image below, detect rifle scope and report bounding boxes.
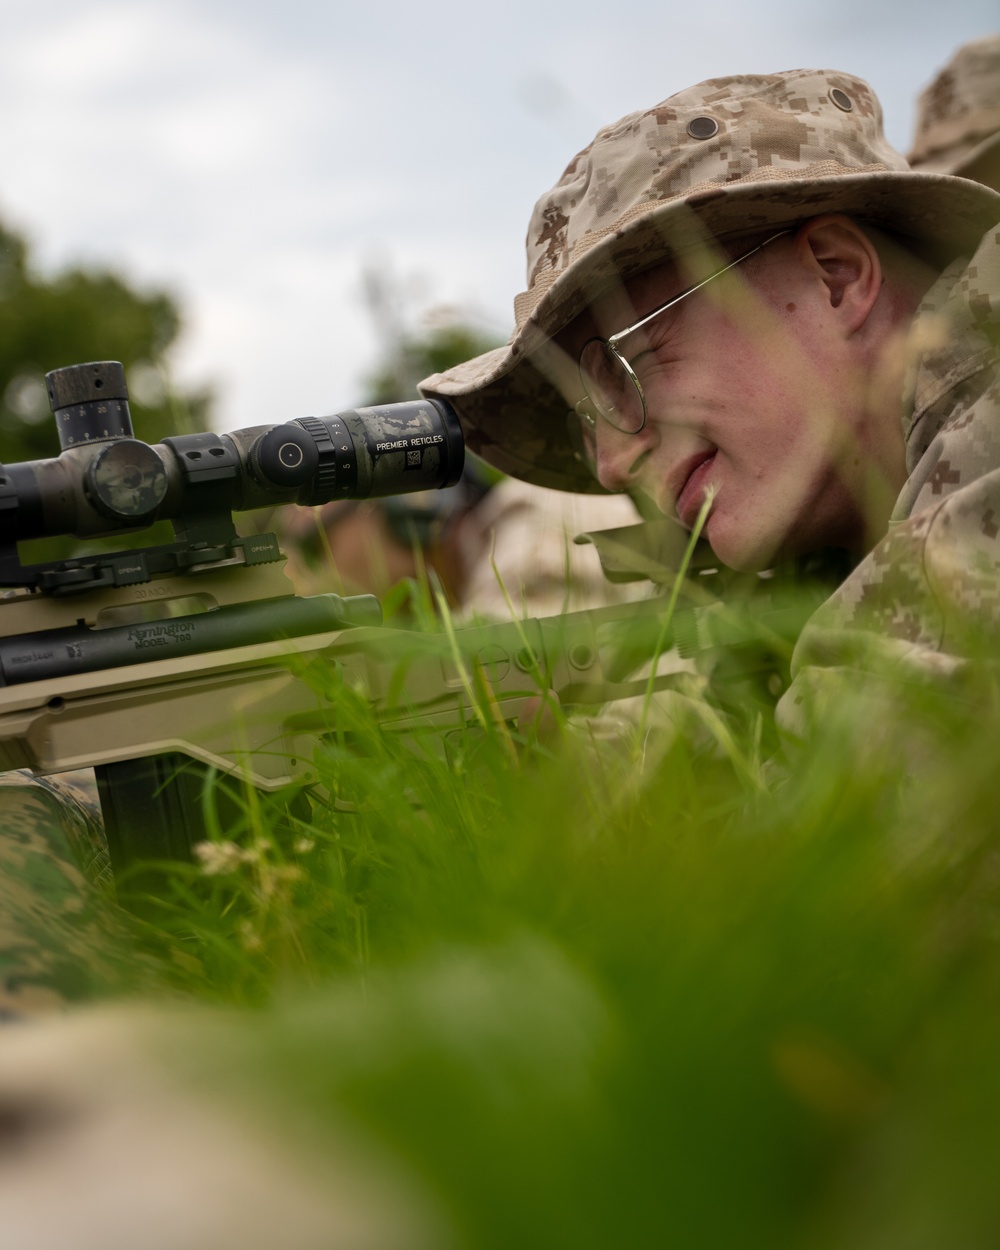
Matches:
[0,361,465,543]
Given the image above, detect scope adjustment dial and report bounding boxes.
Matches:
[85,439,168,520]
[254,424,321,487]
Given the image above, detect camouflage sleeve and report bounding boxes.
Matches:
[31,769,112,892]
[777,465,1000,740]
[0,770,133,1021]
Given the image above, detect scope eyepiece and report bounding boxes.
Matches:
[248,398,464,506]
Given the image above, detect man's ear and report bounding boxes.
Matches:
[794,215,882,334]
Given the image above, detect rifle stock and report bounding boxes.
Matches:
[0,564,815,887]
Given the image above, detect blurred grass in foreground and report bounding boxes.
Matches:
[118,595,1000,1249]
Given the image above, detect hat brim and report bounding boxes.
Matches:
[421,168,1000,494]
[910,129,1000,179]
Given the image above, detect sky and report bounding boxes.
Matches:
[0,0,997,434]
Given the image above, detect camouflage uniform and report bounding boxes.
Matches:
[778,225,1000,735]
[0,771,130,1020]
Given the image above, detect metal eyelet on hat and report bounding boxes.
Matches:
[829,88,853,112]
[686,115,719,140]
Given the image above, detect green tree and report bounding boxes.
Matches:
[359,261,503,405]
[363,320,503,405]
[0,220,211,466]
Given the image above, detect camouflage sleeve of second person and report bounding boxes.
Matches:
[0,770,138,1022]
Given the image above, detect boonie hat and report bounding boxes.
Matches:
[420,69,1000,493]
[908,34,1000,180]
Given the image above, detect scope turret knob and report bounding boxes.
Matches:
[254,424,320,487]
[46,361,134,450]
[86,439,168,520]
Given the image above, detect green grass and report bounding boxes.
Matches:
[101,580,1000,1249]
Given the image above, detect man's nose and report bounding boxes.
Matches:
[593,419,657,492]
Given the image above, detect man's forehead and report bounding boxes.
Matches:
[553,228,795,355]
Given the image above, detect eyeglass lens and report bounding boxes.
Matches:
[578,338,645,434]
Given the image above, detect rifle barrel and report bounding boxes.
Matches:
[0,593,380,686]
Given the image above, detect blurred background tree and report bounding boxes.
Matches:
[0,217,212,465]
[360,260,502,405]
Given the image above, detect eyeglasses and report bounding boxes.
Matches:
[569,230,790,465]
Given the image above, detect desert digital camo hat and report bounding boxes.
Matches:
[908,34,1000,180]
[419,69,1000,494]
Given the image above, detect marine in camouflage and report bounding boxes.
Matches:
[419,66,1000,737]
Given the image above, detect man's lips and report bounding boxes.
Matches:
[674,450,717,528]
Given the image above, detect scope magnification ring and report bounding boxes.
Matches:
[292,416,358,503]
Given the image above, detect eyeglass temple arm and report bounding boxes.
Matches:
[607,229,792,346]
